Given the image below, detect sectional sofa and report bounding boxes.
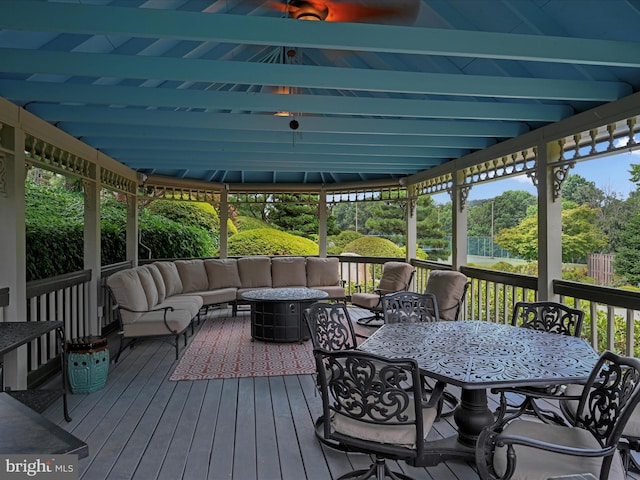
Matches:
[106,256,345,361]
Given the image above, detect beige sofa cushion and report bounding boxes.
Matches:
[145,264,166,303]
[238,257,272,288]
[272,257,307,287]
[306,257,340,287]
[204,259,241,289]
[107,270,148,324]
[137,267,159,309]
[155,261,183,297]
[175,259,208,293]
[122,309,193,338]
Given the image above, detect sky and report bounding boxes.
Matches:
[431,149,640,204]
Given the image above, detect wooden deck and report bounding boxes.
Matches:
[40,307,640,480]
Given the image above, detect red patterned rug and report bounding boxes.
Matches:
[170,315,316,380]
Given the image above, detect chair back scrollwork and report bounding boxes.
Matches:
[512,301,584,337]
[304,302,357,351]
[315,349,435,461]
[382,291,440,324]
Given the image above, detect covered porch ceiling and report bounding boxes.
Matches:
[1,0,639,187]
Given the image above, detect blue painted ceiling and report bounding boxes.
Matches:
[1,0,639,186]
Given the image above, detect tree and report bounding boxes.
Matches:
[562,205,608,263]
[495,203,607,262]
[365,200,406,245]
[416,196,449,260]
[562,174,604,208]
[467,190,536,237]
[613,164,640,284]
[613,208,640,286]
[267,194,339,239]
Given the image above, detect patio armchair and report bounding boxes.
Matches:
[351,261,415,327]
[560,384,640,473]
[381,291,440,324]
[304,302,358,352]
[314,348,445,480]
[424,270,470,321]
[475,350,640,480]
[499,301,585,424]
[381,291,460,418]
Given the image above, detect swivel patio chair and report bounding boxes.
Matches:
[476,350,640,480]
[314,348,444,480]
[351,261,415,328]
[560,383,640,473]
[382,290,460,418]
[304,302,358,352]
[382,291,440,324]
[424,270,469,321]
[499,301,585,424]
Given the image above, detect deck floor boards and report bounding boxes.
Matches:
[39,306,640,480]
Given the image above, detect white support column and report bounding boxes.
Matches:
[318,191,327,258]
[451,171,469,270]
[405,185,417,263]
[537,142,563,301]
[219,189,228,259]
[126,193,139,266]
[83,174,101,336]
[0,126,27,389]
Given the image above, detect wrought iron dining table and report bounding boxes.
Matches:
[358,320,600,465]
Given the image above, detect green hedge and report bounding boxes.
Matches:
[226,228,319,256]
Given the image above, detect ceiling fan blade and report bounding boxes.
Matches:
[325,1,419,24]
[265,1,289,13]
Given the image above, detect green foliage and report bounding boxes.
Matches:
[400,245,428,260]
[467,190,536,237]
[148,200,236,248]
[332,202,376,233]
[561,205,607,263]
[343,236,403,258]
[494,215,539,261]
[236,215,273,231]
[562,175,604,209]
[25,181,219,280]
[416,196,449,260]
[226,228,319,256]
[327,231,363,251]
[613,208,640,285]
[495,204,607,263]
[267,194,340,239]
[139,210,216,258]
[365,201,406,245]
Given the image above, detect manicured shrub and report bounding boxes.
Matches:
[226,228,319,256]
[342,236,403,258]
[236,215,272,231]
[140,211,216,259]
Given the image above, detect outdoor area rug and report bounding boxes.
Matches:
[169,315,316,380]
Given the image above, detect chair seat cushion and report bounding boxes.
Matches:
[563,383,640,438]
[332,402,438,448]
[351,292,380,309]
[493,419,625,480]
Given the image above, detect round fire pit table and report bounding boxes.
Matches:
[242,287,329,343]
